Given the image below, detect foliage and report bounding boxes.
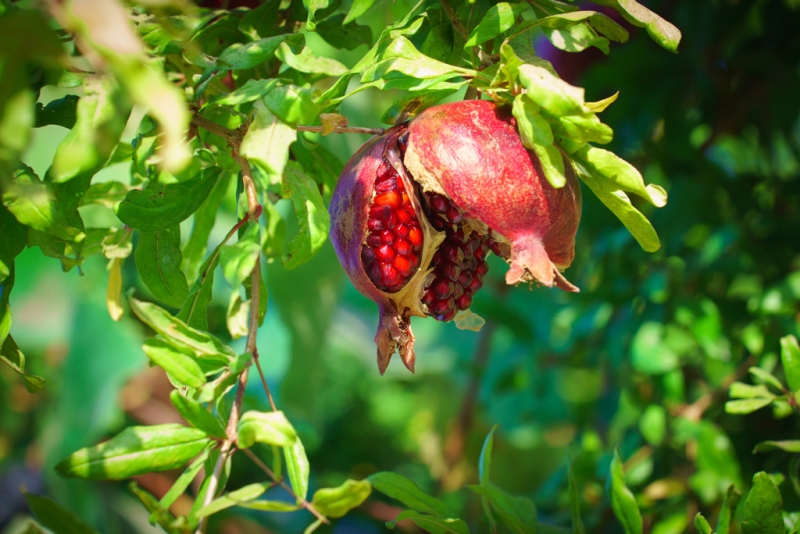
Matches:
[0,0,799,533]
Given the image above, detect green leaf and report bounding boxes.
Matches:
[101,227,133,259]
[585,92,619,113]
[729,381,774,399]
[725,398,773,414]
[749,367,785,393]
[467,484,536,534]
[178,250,220,331]
[380,90,456,125]
[13,520,48,534]
[590,0,681,52]
[465,3,530,48]
[115,167,222,232]
[55,424,211,480]
[237,410,297,448]
[196,482,273,518]
[23,492,98,534]
[134,226,189,308]
[361,36,474,85]
[478,426,498,531]
[159,448,211,510]
[281,163,330,269]
[130,298,234,361]
[512,94,567,188]
[0,203,26,283]
[3,164,85,242]
[284,432,310,502]
[368,471,458,518]
[312,479,372,518]
[238,0,280,39]
[170,390,227,439]
[182,172,231,285]
[206,78,280,108]
[639,404,666,446]
[754,440,800,453]
[238,500,301,511]
[316,14,373,51]
[387,510,469,534]
[344,0,377,23]
[35,94,80,129]
[518,64,588,117]
[1,335,46,393]
[219,33,305,70]
[49,80,131,184]
[572,145,666,252]
[742,472,784,534]
[142,337,207,389]
[264,84,320,126]
[567,457,585,534]
[717,485,742,534]
[609,450,642,534]
[276,43,348,76]
[221,224,261,288]
[241,100,296,184]
[544,23,609,54]
[128,483,177,532]
[781,335,800,393]
[694,513,713,534]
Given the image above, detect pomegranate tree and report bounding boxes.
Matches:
[329,100,582,373]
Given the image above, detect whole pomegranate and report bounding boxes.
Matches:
[329,100,581,374]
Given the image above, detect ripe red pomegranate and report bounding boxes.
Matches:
[329,100,581,374]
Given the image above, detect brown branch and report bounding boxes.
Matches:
[241,448,329,524]
[297,125,385,135]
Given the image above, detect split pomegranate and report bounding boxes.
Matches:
[329,100,582,374]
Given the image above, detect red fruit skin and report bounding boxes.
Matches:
[329,127,420,374]
[405,100,581,291]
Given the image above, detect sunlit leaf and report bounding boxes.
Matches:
[196,482,273,518]
[284,432,310,502]
[312,479,372,518]
[170,390,226,439]
[465,3,530,48]
[780,335,800,393]
[369,472,457,518]
[590,0,681,52]
[241,100,296,184]
[609,450,642,534]
[725,398,773,414]
[237,410,297,448]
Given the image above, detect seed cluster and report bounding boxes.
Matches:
[360,154,424,292]
[421,193,491,322]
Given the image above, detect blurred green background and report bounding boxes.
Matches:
[2,0,800,533]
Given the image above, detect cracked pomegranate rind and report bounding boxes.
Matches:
[330,100,582,374]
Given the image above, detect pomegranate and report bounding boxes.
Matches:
[329,100,581,374]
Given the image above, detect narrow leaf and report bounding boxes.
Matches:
[780,335,800,393]
[312,479,372,518]
[749,367,785,393]
[237,410,297,448]
[344,0,377,23]
[754,441,800,454]
[284,434,310,502]
[142,338,207,389]
[1,335,46,393]
[717,485,742,534]
[170,390,226,439]
[387,510,469,534]
[55,424,211,480]
[159,448,211,510]
[106,257,124,321]
[609,450,643,534]
[196,482,272,518]
[725,398,773,414]
[467,484,537,534]
[368,471,457,518]
[135,226,189,308]
[694,513,713,534]
[568,457,585,534]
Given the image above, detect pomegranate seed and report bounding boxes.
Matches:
[469,278,483,293]
[446,207,462,224]
[468,257,478,271]
[445,245,464,264]
[395,239,412,256]
[408,226,423,247]
[432,279,453,299]
[397,209,414,223]
[361,247,375,265]
[375,177,396,192]
[438,307,457,322]
[376,161,392,178]
[381,264,400,287]
[370,205,391,220]
[475,261,489,276]
[431,250,444,267]
[368,262,383,287]
[452,284,464,300]
[432,298,454,316]
[394,224,409,238]
[374,191,400,207]
[490,240,504,257]
[431,217,447,230]
[381,230,395,245]
[440,263,461,282]
[376,244,395,261]
[456,293,472,310]
[387,212,399,229]
[394,255,413,276]
[401,192,410,205]
[458,271,473,288]
[474,246,487,260]
[422,289,435,306]
[430,194,449,213]
[367,235,382,248]
[368,218,383,232]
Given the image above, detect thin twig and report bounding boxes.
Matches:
[241,448,330,524]
[253,349,278,412]
[297,125,385,135]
